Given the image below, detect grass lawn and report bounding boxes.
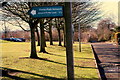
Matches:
[0,40,10,43]
[1,41,99,80]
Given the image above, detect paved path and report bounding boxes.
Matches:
[92,43,120,80]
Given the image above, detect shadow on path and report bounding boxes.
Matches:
[91,45,107,80]
[92,43,120,80]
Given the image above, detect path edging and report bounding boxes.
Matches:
[90,44,101,80]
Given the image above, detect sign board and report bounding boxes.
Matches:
[28,6,63,18]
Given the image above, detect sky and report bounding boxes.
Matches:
[89,0,119,28]
[0,0,119,32]
[98,0,119,25]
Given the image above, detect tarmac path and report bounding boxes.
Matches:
[92,43,120,80]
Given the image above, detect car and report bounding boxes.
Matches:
[3,38,25,42]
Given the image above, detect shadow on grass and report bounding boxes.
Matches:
[19,57,97,69]
[1,67,62,80]
[46,53,95,60]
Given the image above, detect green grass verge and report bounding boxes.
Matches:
[1,42,99,80]
[0,40,10,43]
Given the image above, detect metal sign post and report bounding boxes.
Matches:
[64,2,74,80]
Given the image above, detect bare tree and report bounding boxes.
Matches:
[44,20,53,45]
[55,18,63,46]
[2,2,40,58]
[72,2,101,29]
[2,20,10,38]
[97,18,116,41]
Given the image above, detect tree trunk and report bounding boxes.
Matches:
[55,18,62,46]
[30,24,38,58]
[40,20,46,53]
[44,36,47,47]
[36,27,40,46]
[57,28,62,46]
[63,25,66,47]
[49,23,53,45]
[4,32,7,38]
